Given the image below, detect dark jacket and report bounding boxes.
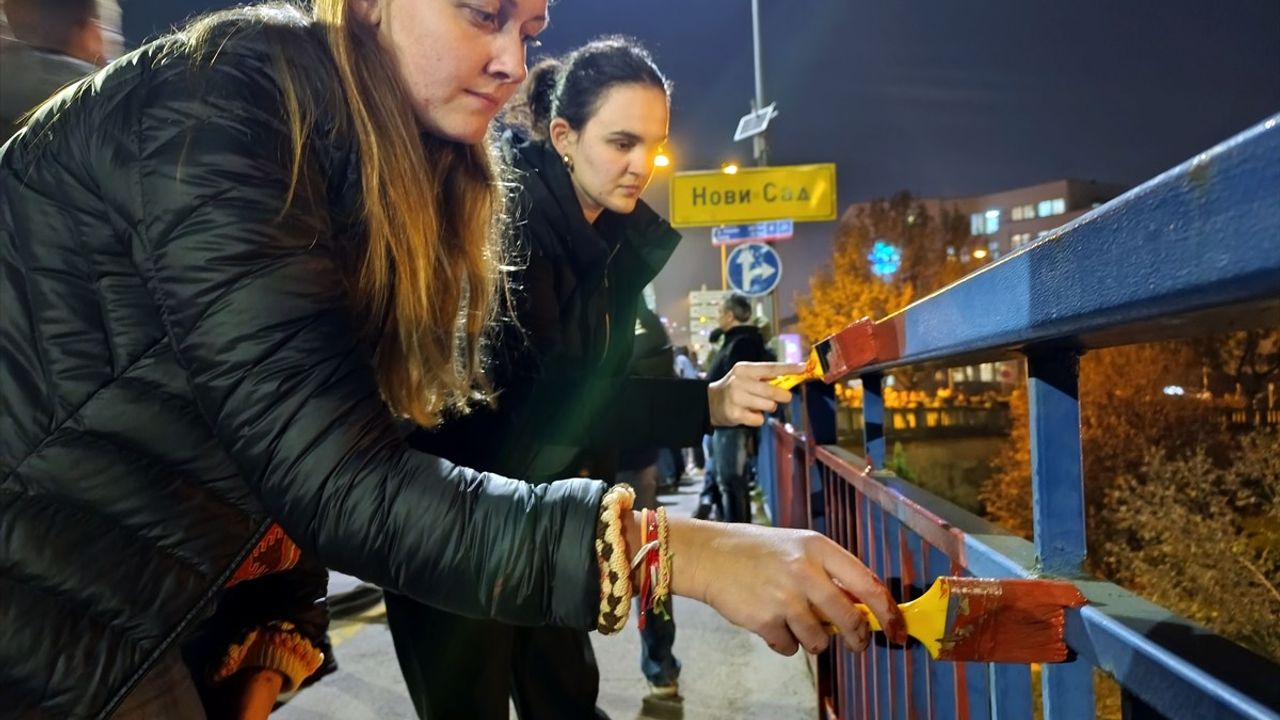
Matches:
[708,324,775,383]
[0,10,603,718]
[410,137,710,481]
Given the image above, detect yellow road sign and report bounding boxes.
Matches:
[669,163,837,227]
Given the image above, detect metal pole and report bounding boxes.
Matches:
[750,0,769,167]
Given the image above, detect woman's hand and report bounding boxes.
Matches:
[222,669,285,720]
[707,362,805,427]
[665,518,907,656]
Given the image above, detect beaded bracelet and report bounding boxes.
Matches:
[595,483,636,634]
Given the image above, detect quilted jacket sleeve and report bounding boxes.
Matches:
[117,49,603,629]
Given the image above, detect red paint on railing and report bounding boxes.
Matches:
[815,446,968,568]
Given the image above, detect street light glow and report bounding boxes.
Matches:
[973,248,989,259]
[722,162,740,175]
[654,153,671,168]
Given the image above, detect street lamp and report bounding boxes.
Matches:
[654,152,671,168]
[721,162,740,175]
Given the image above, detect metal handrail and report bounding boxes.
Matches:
[756,113,1280,720]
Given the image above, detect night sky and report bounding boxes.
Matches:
[123,0,1280,337]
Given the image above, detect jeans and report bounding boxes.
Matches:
[712,427,751,523]
[617,463,682,688]
[638,598,680,686]
[698,433,720,512]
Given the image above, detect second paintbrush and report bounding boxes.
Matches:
[825,575,1087,663]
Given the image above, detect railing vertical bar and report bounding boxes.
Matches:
[1026,350,1087,575]
[865,491,885,717]
[885,513,907,720]
[871,503,892,718]
[818,463,835,718]
[960,565,993,720]
[862,372,886,469]
[925,545,957,719]
[1026,351,1095,719]
[834,467,851,719]
[989,663,1033,720]
[903,530,932,720]
[859,486,873,720]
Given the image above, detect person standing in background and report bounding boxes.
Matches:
[0,0,121,142]
[707,294,776,523]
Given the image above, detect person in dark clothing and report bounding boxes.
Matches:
[2,3,904,717]
[694,328,726,519]
[0,0,105,142]
[383,37,901,720]
[616,300,683,703]
[708,294,777,523]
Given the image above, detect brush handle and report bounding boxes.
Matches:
[768,371,815,390]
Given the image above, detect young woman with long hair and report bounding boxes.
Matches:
[0,2,904,718]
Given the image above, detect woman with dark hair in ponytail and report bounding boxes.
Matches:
[386,36,904,720]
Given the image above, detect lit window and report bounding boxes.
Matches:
[970,213,984,236]
[988,239,1000,258]
[984,209,1000,235]
[1052,197,1065,215]
[1011,206,1024,222]
[1037,200,1052,217]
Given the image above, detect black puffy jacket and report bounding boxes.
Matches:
[0,10,603,718]
[410,138,711,481]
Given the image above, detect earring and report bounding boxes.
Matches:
[561,154,575,172]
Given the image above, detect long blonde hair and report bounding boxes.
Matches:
[187,2,510,427]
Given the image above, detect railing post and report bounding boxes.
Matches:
[801,381,836,534]
[1026,350,1093,719]
[862,372,886,469]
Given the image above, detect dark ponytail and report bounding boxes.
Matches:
[505,35,671,140]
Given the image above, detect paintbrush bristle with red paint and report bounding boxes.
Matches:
[826,576,1087,663]
[770,317,884,389]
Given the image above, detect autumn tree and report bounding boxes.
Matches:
[981,338,1279,663]
[796,192,984,389]
[1197,329,1280,417]
[1099,432,1280,660]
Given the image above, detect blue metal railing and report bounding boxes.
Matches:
[758,113,1280,720]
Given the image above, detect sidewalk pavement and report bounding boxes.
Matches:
[275,476,816,720]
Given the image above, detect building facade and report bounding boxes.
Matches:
[845,178,1127,262]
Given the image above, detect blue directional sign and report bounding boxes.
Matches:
[726,242,783,296]
[711,219,795,247]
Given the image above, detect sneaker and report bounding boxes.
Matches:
[647,681,680,699]
[692,502,713,520]
[642,682,682,719]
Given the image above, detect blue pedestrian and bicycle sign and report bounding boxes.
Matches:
[727,242,782,296]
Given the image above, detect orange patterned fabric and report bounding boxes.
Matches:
[225,524,302,588]
[210,622,325,692]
